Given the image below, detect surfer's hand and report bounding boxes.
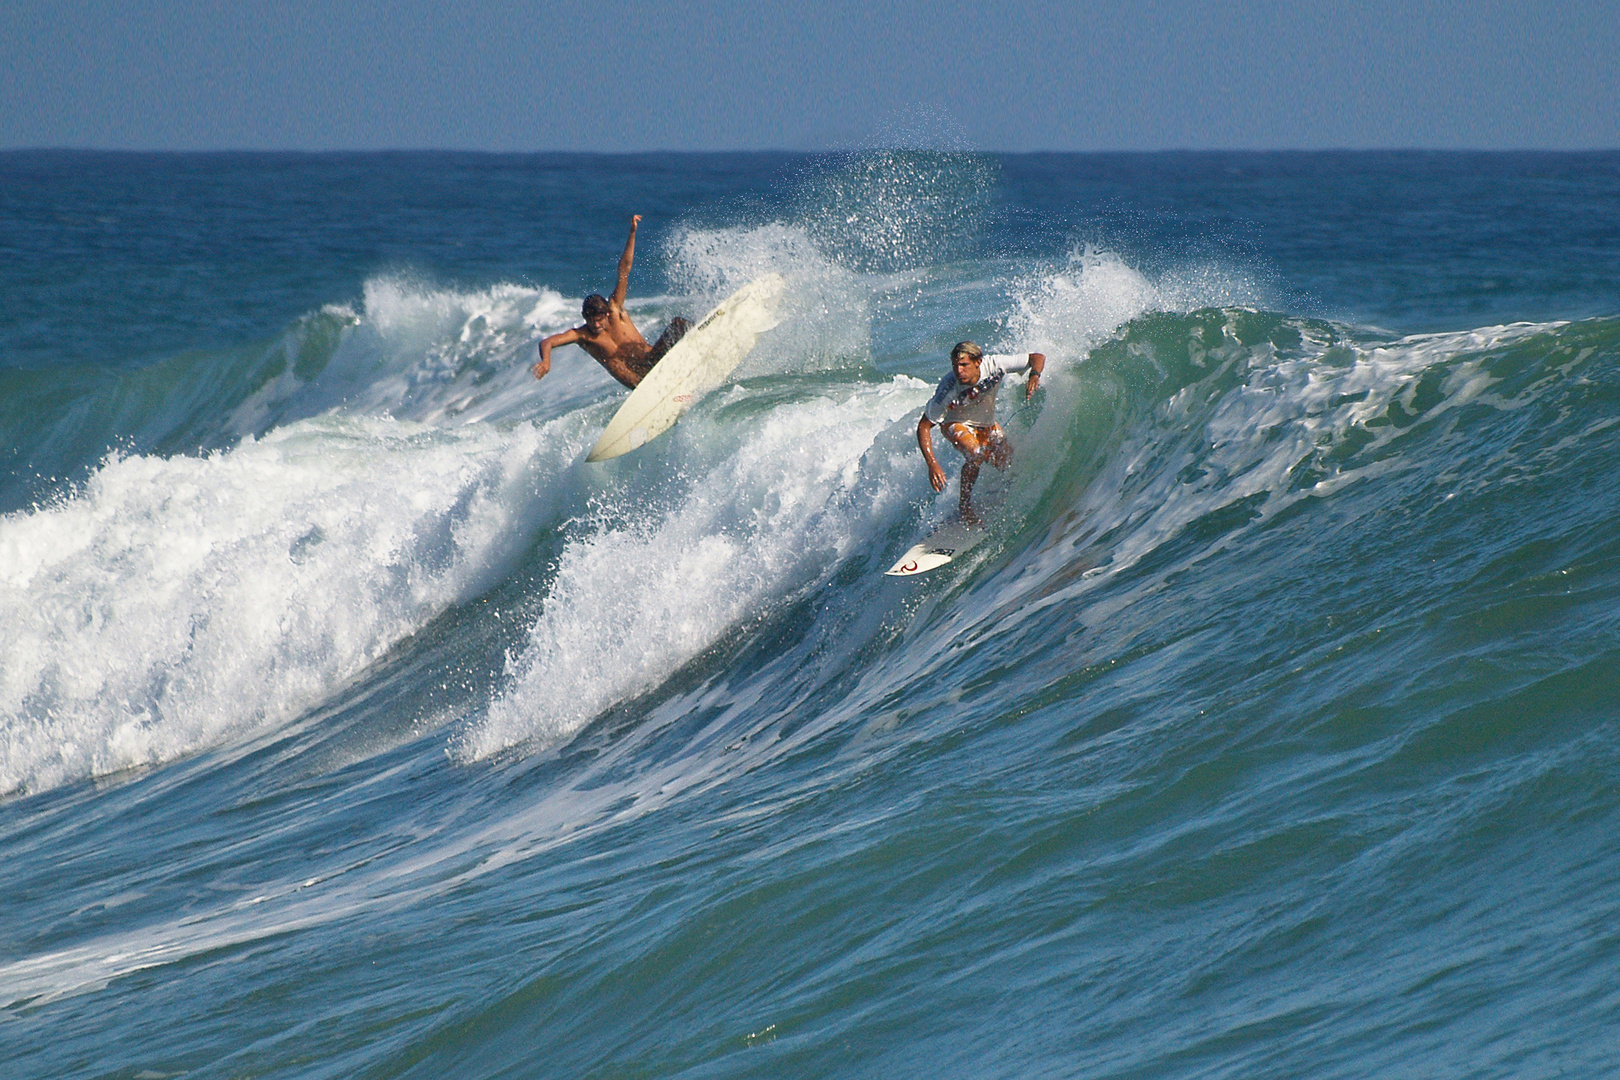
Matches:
[928,461,947,492]
[630,214,641,229]
[1025,372,1040,401]
[531,361,547,380]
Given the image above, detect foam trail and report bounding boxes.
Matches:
[464,376,931,759]
[0,414,569,795]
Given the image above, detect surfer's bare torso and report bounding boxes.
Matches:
[543,311,652,390]
[532,214,690,390]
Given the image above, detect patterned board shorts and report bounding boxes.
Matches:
[627,317,692,379]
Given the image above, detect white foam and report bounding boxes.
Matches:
[462,375,930,759]
[1004,245,1270,361]
[0,414,573,796]
[225,276,600,437]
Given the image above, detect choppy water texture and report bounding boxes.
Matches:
[4,150,1620,1079]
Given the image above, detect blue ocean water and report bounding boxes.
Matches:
[3,149,1620,1079]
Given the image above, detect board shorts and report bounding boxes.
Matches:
[626,317,692,379]
[943,421,1005,445]
[943,422,1011,466]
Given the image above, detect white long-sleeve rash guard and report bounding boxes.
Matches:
[922,354,1033,428]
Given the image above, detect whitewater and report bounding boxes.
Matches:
[3,150,1618,1079]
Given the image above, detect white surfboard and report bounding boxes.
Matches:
[586,273,786,462]
[884,516,988,576]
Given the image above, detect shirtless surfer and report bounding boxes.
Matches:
[532,214,690,390]
[917,341,1046,523]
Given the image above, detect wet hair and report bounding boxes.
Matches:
[582,294,610,320]
[950,340,984,362]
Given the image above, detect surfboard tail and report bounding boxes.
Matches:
[884,544,958,576]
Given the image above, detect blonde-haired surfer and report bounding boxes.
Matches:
[532,214,691,390]
[917,341,1045,522]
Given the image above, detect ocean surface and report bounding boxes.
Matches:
[4,149,1619,1079]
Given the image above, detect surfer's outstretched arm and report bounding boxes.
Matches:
[611,214,641,309]
[917,415,948,492]
[533,328,582,380]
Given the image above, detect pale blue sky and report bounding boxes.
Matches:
[4,0,1615,151]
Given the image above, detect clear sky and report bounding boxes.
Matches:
[4,0,1615,152]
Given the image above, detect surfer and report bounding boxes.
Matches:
[917,341,1045,523]
[531,214,691,390]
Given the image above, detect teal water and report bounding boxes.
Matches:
[3,151,1619,1078]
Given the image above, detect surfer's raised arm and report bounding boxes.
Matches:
[611,214,641,310]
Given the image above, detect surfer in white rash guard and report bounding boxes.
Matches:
[917,340,1046,524]
[531,214,691,390]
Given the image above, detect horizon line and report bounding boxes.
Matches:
[4,145,1619,157]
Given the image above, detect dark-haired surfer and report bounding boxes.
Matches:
[917,340,1045,523]
[531,214,691,390]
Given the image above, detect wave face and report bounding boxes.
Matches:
[4,150,1620,1080]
